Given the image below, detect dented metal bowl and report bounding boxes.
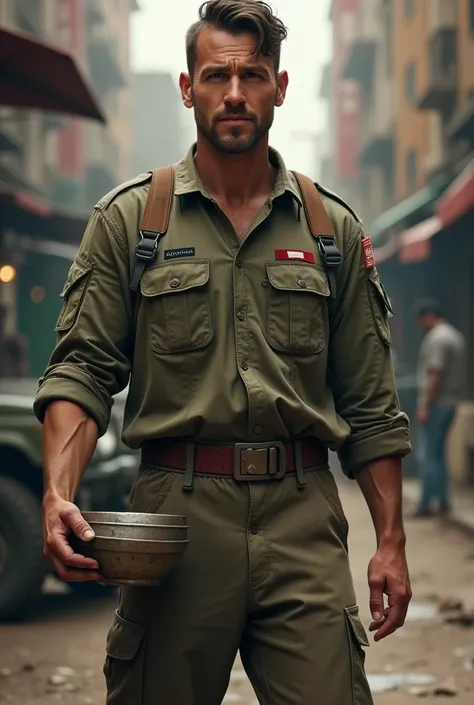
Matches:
[82,511,187,527]
[74,512,189,585]
[73,535,189,586]
[88,521,188,541]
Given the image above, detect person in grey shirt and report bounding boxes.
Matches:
[414,299,466,517]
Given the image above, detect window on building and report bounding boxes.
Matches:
[405,0,415,19]
[405,63,417,104]
[406,150,418,191]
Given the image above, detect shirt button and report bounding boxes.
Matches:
[169,278,180,288]
[241,361,249,371]
[261,279,269,287]
[236,260,243,268]
[250,526,258,535]
[297,279,308,289]
[237,311,245,321]
[254,425,263,435]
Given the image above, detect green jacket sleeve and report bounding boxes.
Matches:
[33,208,133,436]
[328,221,411,477]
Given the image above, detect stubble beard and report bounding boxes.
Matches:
[193,103,275,155]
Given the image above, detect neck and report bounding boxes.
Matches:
[194,135,275,205]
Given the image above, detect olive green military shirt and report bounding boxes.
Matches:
[33,145,411,477]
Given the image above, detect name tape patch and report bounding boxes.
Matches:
[361,237,375,269]
[275,249,315,263]
[164,247,195,260]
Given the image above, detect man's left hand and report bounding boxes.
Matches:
[367,543,412,642]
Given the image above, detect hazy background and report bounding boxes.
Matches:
[130,0,331,177]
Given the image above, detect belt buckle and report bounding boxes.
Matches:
[233,442,286,481]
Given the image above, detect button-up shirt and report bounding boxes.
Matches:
[33,145,411,476]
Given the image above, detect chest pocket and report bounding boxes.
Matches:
[140,259,213,354]
[265,262,330,355]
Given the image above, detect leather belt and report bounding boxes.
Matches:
[141,438,328,482]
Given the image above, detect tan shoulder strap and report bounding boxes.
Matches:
[139,165,174,234]
[130,165,175,292]
[291,171,335,237]
[291,171,341,298]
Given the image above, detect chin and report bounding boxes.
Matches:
[211,133,260,155]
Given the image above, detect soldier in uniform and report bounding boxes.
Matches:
[35,2,412,703]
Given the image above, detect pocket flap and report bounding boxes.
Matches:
[106,611,146,661]
[344,606,370,647]
[140,259,210,297]
[60,259,92,299]
[265,262,330,297]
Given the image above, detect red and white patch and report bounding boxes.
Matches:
[361,237,375,268]
[275,249,315,263]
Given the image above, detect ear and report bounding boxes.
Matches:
[275,70,289,108]
[179,72,193,109]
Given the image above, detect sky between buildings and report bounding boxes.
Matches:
[131,0,331,178]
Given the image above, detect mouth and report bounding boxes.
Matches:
[218,116,252,123]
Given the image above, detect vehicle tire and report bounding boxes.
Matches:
[0,476,46,622]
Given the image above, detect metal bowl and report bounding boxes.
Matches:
[89,521,188,541]
[82,511,187,527]
[72,535,189,586]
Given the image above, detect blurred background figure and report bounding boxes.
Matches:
[414,298,467,517]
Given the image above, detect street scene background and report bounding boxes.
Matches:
[0,0,473,703]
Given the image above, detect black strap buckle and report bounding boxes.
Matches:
[317,235,342,268]
[136,229,161,262]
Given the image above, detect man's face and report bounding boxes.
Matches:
[180,28,288,154]
[417,313,436,333]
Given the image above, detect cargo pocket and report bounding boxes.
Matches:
[344,606,373,705]
[56,258,92,332]
[140,259,213,354]
[367,268,393,346]
[104,611,147,705]
[265,262,330,355]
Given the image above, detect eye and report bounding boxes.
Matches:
[207,72,227,81]
[243,71,263,80]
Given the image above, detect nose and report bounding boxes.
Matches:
[224,76,246,108]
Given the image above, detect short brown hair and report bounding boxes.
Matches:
[186,0,288,75]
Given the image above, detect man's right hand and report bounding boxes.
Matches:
[43,493,103,582]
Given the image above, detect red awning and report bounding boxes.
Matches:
[398,216,442,263]
[0,25,105,123]
[436,160,474,228]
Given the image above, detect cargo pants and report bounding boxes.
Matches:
[104,464,374,705]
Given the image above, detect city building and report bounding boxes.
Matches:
[132,71,185,175]
[0,0,138,377]
[324,0,474,484]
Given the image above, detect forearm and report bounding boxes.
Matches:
[421,370,443,409]
[355,456,406,548]
[43,400,99,502]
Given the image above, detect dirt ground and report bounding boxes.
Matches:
[0,479,473,704]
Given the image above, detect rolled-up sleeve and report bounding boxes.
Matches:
[33,208,133,436]
[328,221,411,477]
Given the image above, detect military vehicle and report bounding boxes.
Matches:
[0,379,138,621]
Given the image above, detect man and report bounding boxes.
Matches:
[34,2,412,703]
[0,302,29,378]
[414,299,466,517]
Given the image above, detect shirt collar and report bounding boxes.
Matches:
[174,143,302,206]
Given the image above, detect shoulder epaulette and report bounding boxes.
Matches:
[95,172,152,210]
[315,182,362,224]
